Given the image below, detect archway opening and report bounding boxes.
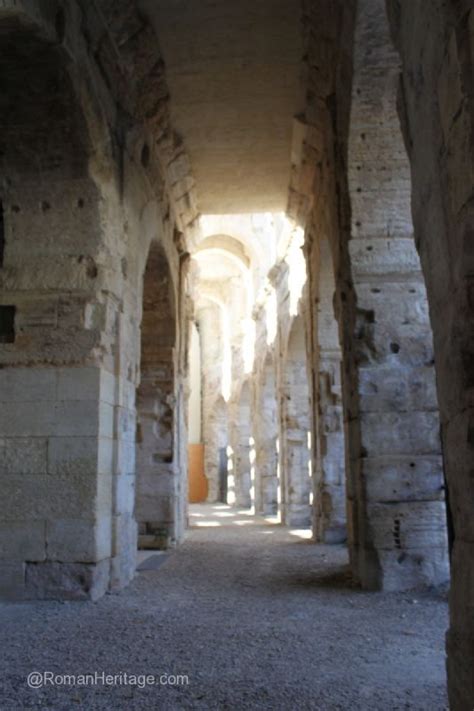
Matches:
[135,242,177,550]
[281,315,312,528]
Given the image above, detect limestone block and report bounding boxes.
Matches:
[116,438,135,476]
[135,494,174,525]
[349,238,421,278]
[377,547,450,592]
[365,501,449,551]
[360,411,441,456]
[320,453,344,486]
[48,436,98,476]
[0,367,56,402]
[0,401,56,437]
[2,473,111,520]
[116,406,136,442]
[359,366,438,413]
[136,465,175,498]
[364,456,444,503]
[321,525,347,545]
[57,366,101,401]
[0,438,48,475]
[0,562,26,600]
[115,376,136,410]
[55,400,101,437]
[25,559,110,601]
[115,474,135,515]
[0,521,46,561]
[98,402,115,439]
[46,517,112,562]
[111,510,138,558]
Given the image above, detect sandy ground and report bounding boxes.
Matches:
[0,504,449,710]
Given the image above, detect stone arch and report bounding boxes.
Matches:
[254,354,279,516]
[135,241,178,549]
[0,16,119,600]
[194,235,251,268]
[280,314,312,527]
[196,294,230,502]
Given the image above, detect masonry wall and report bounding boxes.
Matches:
[343,0,449,591]
[0,0,194,600]
[314,238,346,543]
[280,313,312,527]
[291,0,449,590]
[387,1,474,706]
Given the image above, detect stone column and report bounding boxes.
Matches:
[343,0,449,589]
[387,1,474,706]
[314,239,347,543]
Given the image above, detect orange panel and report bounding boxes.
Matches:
[188,444,208,503]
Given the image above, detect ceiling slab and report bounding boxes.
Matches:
[140,0,304,214]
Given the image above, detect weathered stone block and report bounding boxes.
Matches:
[0,401,56,437]
[360,411,441,456]
[55,400,100,437]
[25,559,110,601]
[48,436,99,476]
[0,438,48,476]
[57,366,101,401]
[364,455,444,503]
[0,521,46,561]
[359,366,438,413]
[0,367,56,402]
[365,501,449,551]
[2,474,110,520]
[46,517,112,562]
[115,474,135,515]
[0,561,26,600]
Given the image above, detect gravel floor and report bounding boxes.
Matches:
[0,504,449,710]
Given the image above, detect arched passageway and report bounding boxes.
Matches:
[0,1,471,707]
[136,242,178,549]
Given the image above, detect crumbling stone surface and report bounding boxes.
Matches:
[0,0,193,600]
[292,0,449,591]
[386,1,474,707]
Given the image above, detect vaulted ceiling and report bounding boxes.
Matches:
[140,0,304,214]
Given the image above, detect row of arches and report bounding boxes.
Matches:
[0,1,471,705]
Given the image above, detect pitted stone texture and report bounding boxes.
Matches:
[25,560,110,602]
[387,1,474,707]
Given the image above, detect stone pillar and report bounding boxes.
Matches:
[235,383,252,508]
[135,243,178,550]
[387,1,474,706]
[254,358,279,516]
[281,315,312,527]
[314,239,347,543]
[0,22,128,599]
[343,0,449,590]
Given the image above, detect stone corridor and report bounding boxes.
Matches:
[1,0,473,707]
[0,504,448,710]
